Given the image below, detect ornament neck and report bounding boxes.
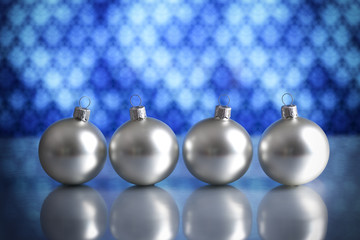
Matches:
[73,107,90,122]
[281,105,298,119]
[215,105,231,119]
[130,106,147,121]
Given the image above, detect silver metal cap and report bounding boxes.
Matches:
[215,105,231,119]
[73,107,90,122]
[281,105,298,119]
[130,106,147,121]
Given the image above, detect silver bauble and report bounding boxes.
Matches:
[39,97,107,185]
[183,102,253,185]
[109,97,179,185]
[41,185,107,240]
[257,185,328,240]
[258,94,330,185]
[110,186,179,240]
[183,186,252,240]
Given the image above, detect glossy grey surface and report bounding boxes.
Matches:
[183,186,252,240]
[110,186,179,240]
[41,185,107,240]
[183,118,253,185]
[258,185,327,240]
[259,117,329,185]
[39,118,107,185]
[0,136,359,239]
[109,117,179,185]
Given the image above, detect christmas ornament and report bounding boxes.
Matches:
[109,95,179,185]
[258,93,330,185]
[183,95,253,185]
[41,186,107,240]
[39,96,107,185]
[110,186,179,240]
[183,186,252,240]
[257,185,327,240]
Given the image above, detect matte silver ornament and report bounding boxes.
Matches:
[183,95,253,185]
[258,93,330,185]
[39,97,107,185]
[109,95,179,185]
[257,185,328,240]
[183,186,252,240]
[110,186,179,240]
[41,185,107,240]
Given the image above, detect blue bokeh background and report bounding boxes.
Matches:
[0,0,359,136]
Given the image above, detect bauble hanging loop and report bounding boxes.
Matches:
[109,95,179,185]
[258,93,330,185]
[182,95,253,185]
[38,96,107,185]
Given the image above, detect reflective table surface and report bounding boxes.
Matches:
[0,136,359,240]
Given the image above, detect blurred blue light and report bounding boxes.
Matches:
[44,69,62,89]
[190,25,208,46]
[250,4,268,25]
[212,66,231,88]
[117,25,134,47]
[141,25,158,46]
[153,4,170,25]
[34,90,51,110]
[165,26,183,46]
[129,47,146,68]
[321,46,339,67]
[176,3,193,23]
[262,69,280,89]
[9,47,26,68]
[165,69,183,89]
[226,3,243,25]
[177,88,194,110]
[152,47,170,68]
[237,25,254,46]
[57,89,74,111]
[68,26,86,47]
[23,67,39,87]
[262,25,280,46]
[0,0,359,136]
[10,90,26,110]
[311,27,328,47]
[8,4,26,26]
[128,4,146,25]
[31,47,49,68]
[322,4,340,26]
[54,4,72,24]
[189,67,206,88]
[80,47,96,67]
[215,26,231,47]
[92,67,110,88]
[250,47,268,68]
[345,47,360,68]
[103,90,121,110]
[345,4,360,26]
[0,27,14,47]
[56,47,73,68]
[44,26,62,46]
[333,26,349,47]
[68,68,85,88]
[31,4,50,26]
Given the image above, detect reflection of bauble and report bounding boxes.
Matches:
[183,186,252,240]
[110,186,179,240]
[40,186,107,240]
[257,185,328,240]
